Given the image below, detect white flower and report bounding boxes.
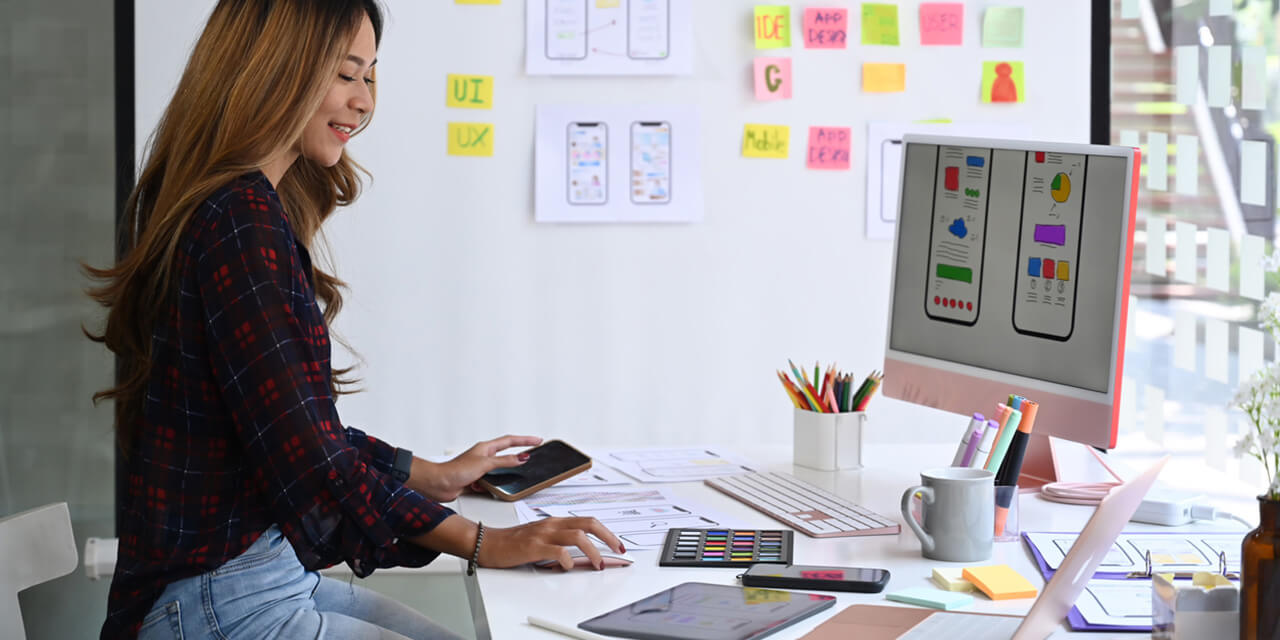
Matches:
[1263,250,1280,272]
[1235,432,1258,458]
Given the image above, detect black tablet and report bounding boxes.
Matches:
[578,582,836,640]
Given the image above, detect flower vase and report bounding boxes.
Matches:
[1241,496,1280,640]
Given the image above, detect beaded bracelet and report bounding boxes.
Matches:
[466,522,485,576]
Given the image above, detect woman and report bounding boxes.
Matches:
[86,2,622,638]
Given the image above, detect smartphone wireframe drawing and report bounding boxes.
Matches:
[567,122,608,205]
[627,0,670,59]
[545,0,588,60]
[630,121,671,204]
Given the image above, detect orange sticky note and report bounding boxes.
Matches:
[962,565,1038,600]
[920,3,963,45]
[803,8,848,49]
[862,63,905,92]
[806,126,850,170]
[753,57,792,100]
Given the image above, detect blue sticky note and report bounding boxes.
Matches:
[885,587,974,610]
[966,155,985,167]
[1027,257,1041,277]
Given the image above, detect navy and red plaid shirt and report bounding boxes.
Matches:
[102,171,455,639]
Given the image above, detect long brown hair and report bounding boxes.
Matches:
[85,0,383,452]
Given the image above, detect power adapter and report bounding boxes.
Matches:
[1131,489,1213,526]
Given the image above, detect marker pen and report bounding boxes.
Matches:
[952,413,986,467]
[968,419,1000,469]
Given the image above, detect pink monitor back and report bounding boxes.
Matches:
[883,136,1140,462]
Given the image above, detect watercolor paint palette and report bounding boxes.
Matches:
[658,528,793,568]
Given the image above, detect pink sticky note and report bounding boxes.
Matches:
[920,2,964,45]
[807,126,851,170]
[803,8,849,49]
[753,57,792,100]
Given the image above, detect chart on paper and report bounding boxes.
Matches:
[925,145,992,325]
[1013,151,1087,340]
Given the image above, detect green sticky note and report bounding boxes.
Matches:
[755,5,791,49]
[861,3,900,46]
[982,61,1025,103]
[983,6,1024,47]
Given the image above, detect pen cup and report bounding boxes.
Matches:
[994,484,1020,542]
[793,408,864,471]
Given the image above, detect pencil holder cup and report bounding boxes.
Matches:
[793,408,864,471]
[993,485,1020,542]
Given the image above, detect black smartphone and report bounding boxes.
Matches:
[740,563,890,593]
[476,440,592,501]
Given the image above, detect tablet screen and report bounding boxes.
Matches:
[579,582,836,640]
[479,440,590,496]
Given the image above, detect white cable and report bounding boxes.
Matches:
[1036,447,1124,506]
[1218,512,1254,529]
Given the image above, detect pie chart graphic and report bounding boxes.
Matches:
[1050,172,1071,203]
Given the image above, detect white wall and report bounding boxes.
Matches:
[136,0,1093,454]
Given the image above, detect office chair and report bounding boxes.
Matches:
[0,502,78,640]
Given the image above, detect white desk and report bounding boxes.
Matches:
[455,443,1247,640]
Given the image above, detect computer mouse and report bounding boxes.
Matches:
[533,547,635,569]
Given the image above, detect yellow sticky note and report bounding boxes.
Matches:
[456,0,500,4]
[932,567,975,592]
[755,5,791,49]
[446,74,494,109]
[962,565,1038,600]
[596,0,621,6]
[981,61,1024,103]
[742,124,790,158]
[447,122,494,157]
[863,63,905,92]
[744,588,792,605]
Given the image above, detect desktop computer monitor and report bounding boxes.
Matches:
[883,135,1140,487]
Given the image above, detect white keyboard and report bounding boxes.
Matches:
[705,472,901,538]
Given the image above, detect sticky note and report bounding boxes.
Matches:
[1145,216,1167,276]
[755,5,791,49]
[753,57,792,100]
[1174,221,1197,283]
[1240,233,1266,300]
[447,122,494,156]
[982,7,1023,48]
[919,3,963,45]
[861,3,900,46]
[1210,0,1232,15]
[1206,407,1227,470]
[1208,45,1231,108]
[1207,226,1229,292]
[1145,384,1165,445]
[1240,327,1264,385]
[1241,140,1268,205]
[886,587,973,610]
[1175,46,1198,106]
[446,74,493,109]
[932,568,975,592]
[807,127,851,170]
[803,8,848,49]
[742,124,789,159]
[1176,134,1199,195]
[596,0,621,6]
[1174,310,1196,372]
[981,61,1023,103]
[863,63,906,93]
[1147,131,1168,191]
[1243,46,1266,110]
[1121,0,1139,19]
[1205,318,1229,383]
[962,565,1037,600]
[1120,130,1140,148]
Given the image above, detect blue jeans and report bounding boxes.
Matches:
[137,525,464,639]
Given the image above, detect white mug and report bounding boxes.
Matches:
[900,467,994,562]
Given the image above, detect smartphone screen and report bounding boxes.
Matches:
[743,563,890,588]
[568,122,608,205]
[546,0,588,60]
[627,0,669,59]
[630,121,671,204]
[480,440,591,497]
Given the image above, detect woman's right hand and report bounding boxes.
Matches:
[479,517,624,571]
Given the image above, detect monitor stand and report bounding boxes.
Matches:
[1017,435,1118,490]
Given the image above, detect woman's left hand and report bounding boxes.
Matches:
[409,435,542,502]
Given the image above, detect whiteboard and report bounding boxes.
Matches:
[135,0,1095,453]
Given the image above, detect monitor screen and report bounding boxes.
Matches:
[884,136,1138,454]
